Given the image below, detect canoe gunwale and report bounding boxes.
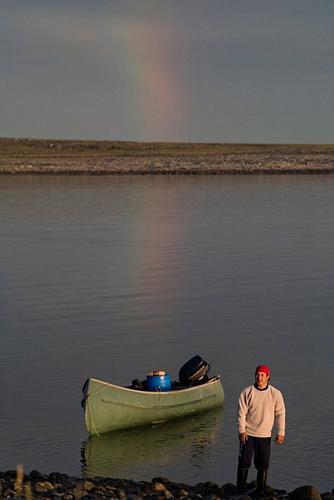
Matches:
[87,374,221,396]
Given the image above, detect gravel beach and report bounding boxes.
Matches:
[0,138,334,175]
[1,469,333,500]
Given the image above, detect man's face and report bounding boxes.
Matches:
[255,371,270,388]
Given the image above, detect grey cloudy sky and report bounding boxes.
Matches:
[1,0,333,143]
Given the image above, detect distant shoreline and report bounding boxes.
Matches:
[1,138,334,175]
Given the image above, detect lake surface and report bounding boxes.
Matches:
[0,175,333,492]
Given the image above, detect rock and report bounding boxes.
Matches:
[203,494,222,500]
[164,490,175,499]
[105,485,118,494]
[36,481,54,491]
[194,481,221,496]
[264,484,277,497]
[35,485,48,493]
[2,489,16,497]
[221,482,238,496]
[48,472,70,483]
[81,480,95,492]
[152,481,167,492]
[177,488,190,497]
[137,484,154,496]
[115,488,127,498]
[321,493,334,500]
[289,485,321,500]
[152,477,171,486]
[29,469,48,481]
[4,470,18,479]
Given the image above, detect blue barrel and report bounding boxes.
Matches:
[146,371,171,392]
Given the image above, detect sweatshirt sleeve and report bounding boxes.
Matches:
[237,388,249,434]
[274,390,286,436]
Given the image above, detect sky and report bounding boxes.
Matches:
[1,0,333,143]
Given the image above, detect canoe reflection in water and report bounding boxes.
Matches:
[81,407,224,480]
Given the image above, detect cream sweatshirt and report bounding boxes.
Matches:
[237,384,286,438]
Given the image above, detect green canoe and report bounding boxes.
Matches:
[82,376,224,436]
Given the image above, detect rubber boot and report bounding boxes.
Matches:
[236,466,249,493]
[256,469,268,497]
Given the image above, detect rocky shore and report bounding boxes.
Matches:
[1,469,333,500]
[0,138,334,175]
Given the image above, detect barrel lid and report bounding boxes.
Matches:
[147,370,166,376]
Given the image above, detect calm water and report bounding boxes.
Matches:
[0,175,333,491]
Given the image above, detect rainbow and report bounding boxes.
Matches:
[113,19,185,140]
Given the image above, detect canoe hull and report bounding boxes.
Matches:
[83,376,224,435]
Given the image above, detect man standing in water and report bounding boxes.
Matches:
[237,365,286,496]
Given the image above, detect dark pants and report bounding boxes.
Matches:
[238,436,271,470]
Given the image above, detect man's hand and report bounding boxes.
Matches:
[239,432,248,444]
[275,434,285,445]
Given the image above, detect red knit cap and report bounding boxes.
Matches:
[255,364,270,376]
